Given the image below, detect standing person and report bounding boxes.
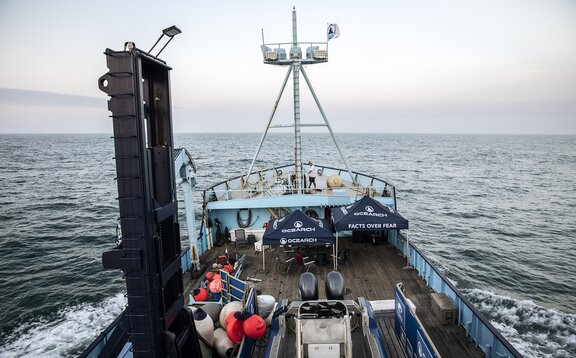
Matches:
[308,161,317,189]
[295,248,304,267]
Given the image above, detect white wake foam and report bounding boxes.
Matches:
[463,288,576,358]
[0,294,126,358]
[2,289,574,357]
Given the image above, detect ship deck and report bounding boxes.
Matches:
[207,164,394,205]
[185,239,484,358]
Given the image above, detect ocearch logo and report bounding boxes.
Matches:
[281,220,315,233]
[280,237,317,244]
[354,204,387,217]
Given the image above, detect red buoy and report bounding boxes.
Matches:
[193,288,209,302]
[209,279,223,293]
[225,311,245,343]
[205,271,215,281]
[243,314,266,339]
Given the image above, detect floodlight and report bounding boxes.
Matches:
[148,25,182,56]
[162,26,181,37]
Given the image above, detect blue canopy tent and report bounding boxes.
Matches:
[262,209,335,270]
[331,196,409,268]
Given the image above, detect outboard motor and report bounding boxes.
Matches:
[325,271,346,300]
[298,272,318,300]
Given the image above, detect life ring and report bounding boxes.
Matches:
[304,209,319,219]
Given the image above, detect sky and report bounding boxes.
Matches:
[0,0,575,134]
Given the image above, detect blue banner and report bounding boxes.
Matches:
[394,287,436,358]
[245,288,256,314]
[237,288,257,358]
[417,331,434,358]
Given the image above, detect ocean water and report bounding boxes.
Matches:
[0,133,575,357]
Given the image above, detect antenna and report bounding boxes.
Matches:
[247,8,357,188]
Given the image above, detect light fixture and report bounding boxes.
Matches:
[149,25,182,57]
[162,25,181,37]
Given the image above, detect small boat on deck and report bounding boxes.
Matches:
[83,7,522,358]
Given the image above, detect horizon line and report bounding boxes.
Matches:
[1,131,575,136]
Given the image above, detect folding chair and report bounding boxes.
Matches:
[337,248,350,267]
[275,253,296,274]
[298,257,316,273]
[295,250,316,273]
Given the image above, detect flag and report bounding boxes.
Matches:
[327,23,340,41]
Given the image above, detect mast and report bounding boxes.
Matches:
[291,7,303,192]
[247,7,357,188]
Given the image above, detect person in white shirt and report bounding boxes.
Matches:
[308,161,317,189]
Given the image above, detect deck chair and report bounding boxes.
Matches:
[297,256,316,273]
[337,248,350,267]
[275,253,296,274]
[234,229,249,247]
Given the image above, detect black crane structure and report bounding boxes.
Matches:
[95,42,202,357]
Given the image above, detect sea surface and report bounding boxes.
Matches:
[0,133,575,357]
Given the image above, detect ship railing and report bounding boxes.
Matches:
[180,246,192,272]
[204,164,397,206]
[393,232,522,358]
[79,310,128,358]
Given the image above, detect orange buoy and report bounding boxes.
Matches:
[193,288,209,302]
[225,311,245,343]
[225,311,240,328]
[223,264,235,273]
[243,314,266,339]
[208,279,223,293]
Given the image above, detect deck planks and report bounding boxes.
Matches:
[184,238,484,358]
[377,313,407,358]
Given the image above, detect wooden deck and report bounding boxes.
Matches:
[185,238,484,358]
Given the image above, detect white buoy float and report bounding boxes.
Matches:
[201,302,223,324]
[192,308,214,346]
[219,301,243,329]
[256,295,276,318]
[214,327,234,358]
[326,174,344,187]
